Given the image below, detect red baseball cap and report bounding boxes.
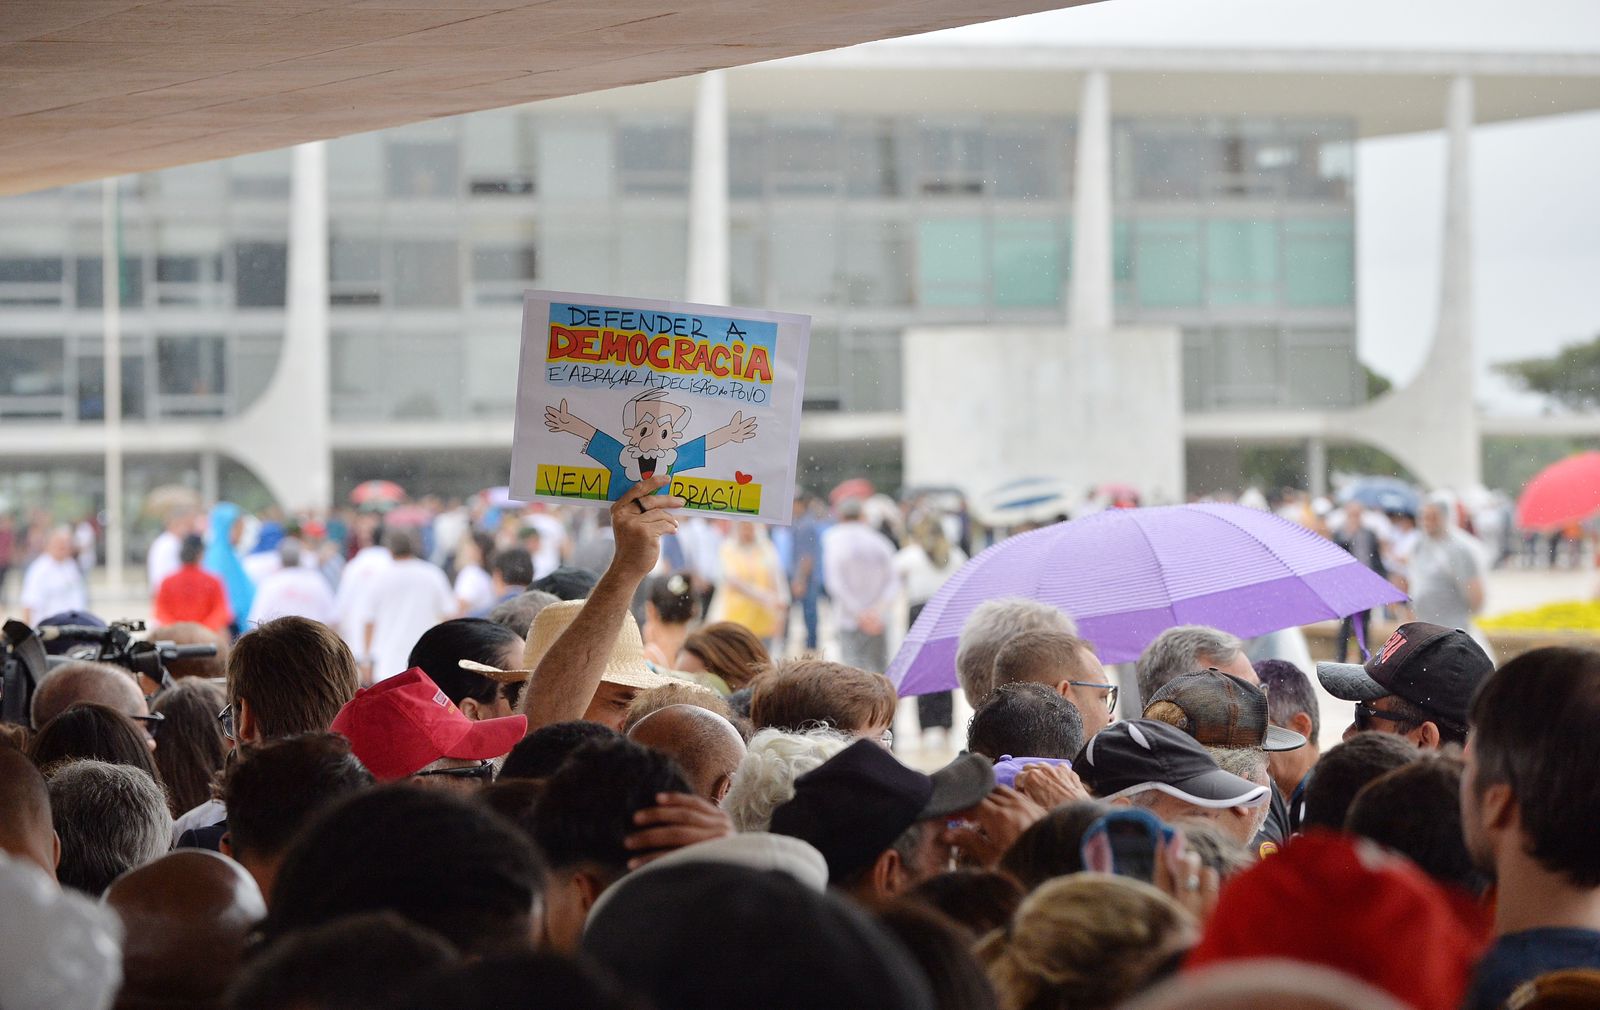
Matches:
[330,668,526,781]
[1185,831,1488,1010]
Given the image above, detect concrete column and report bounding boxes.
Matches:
[101,178,125,589]
[1433,74,1480,485]
[199,450,219,505]
[1068,70,1113,332]
[220,141,333,510]
[1307,437,1328,499]
[686,70,730,305]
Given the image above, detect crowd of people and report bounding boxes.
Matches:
[2,470,1599,1010]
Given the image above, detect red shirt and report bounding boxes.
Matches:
[153,564,232,631]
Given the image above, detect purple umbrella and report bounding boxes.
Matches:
[889,503,1407,697]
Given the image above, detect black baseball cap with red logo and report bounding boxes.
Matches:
[1316,622,1493,734]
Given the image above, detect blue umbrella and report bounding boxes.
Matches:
[1338,477,1420,517]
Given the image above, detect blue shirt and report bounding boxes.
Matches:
[1463,928,1600,1010]
[585,430,708,501]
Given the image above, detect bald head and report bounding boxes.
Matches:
[31,661,147,730]
[104,850,267,1010]
[0,747,57,880]
[627,705,747,804]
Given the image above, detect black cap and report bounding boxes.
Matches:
[532,566,599,601]
[1073,719,1269,809]
[1317,623,1492,734]
[1145,669,1307,753]
[768,739,994,883]
[583,863,934,1010]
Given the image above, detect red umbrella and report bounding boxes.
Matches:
[383,505,432,528]
[350,480,406,507]
[1516,452,1600,530]
[829,478,875,506]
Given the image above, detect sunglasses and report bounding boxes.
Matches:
[130,711,166,740]
[412,760,497,784]
[1352,702,1416,732]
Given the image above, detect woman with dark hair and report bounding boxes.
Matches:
[878,901,1000,1010]
[999,801,1111,893]
[407,618,526,720]
[150,678,228,817]
[28,702,162,782]
[676,621,771,694]
[642,573,697,668]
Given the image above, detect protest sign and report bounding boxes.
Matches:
[509,291,811,524]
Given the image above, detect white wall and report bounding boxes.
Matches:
[902,324,1185,503]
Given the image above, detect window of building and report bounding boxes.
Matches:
[802,327,842,411]
[330,330,386,420]
[234,241,287,308]
[917,217,985,307]
[617,120,691,195]
[990,122,1061,200]
[386,123,460,200]
[156,335,228,416]
[538,121,614,201]
[0,336,67,419]
[841,329,903,411]
[730,218,765,306]
[330,231,383,306]
[470,222,538,306]
[916,125,985,197]
[463,331,521,416]
[1286,329,1358,407]
[328,133,385,201]
[992,217,1063,308]
[153,224,227,308]
[1205,219,1279,306]
[390,331,464,419]
[845,120,901,198]
[538,221,614,293]
[1212,326,1282,408]
[616,215,687,301]
[840,218,911,307]
[74,255,144,309]
[769,214,839,307]
[1283,218,1354,306]
[0,225,67,307]
[464,112,537,196]
[1130,129,1212,200]
[75,342,148,421]
[1133,219,1202,307]
[768,120,840,195]
[728,118,766,199]
[150,162,227,204]
[392,240,460,308]
[229,150,291,200]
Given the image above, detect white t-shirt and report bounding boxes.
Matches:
[248,566,338,627]
[147,530,183,591]
[364,558,456,681]
[454,564,494,613]
[822,522,899,631]
[525,512,566,580]
[334,546,393,651]
[20,555,88,621]
[894,543,968,607]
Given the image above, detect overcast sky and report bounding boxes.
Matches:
[891,0,1600,412]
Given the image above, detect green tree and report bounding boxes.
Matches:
[1496,333,1600,409]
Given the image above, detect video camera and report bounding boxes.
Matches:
[0,619,218,727]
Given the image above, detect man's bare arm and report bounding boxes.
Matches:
[521,475,684,731]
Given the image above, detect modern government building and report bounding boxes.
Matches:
[1,44,1597,519]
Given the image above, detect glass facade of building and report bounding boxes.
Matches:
[0,97,1359,429]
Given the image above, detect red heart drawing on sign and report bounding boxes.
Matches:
[734,471,753,485]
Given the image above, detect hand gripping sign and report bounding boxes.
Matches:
[510,291,812,523]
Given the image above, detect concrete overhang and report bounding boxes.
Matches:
[0,0,1097,196]
[693,45,1600,136]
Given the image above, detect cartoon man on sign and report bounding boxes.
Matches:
[544,389,758,499]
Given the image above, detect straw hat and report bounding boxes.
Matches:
[460,598,677,692]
